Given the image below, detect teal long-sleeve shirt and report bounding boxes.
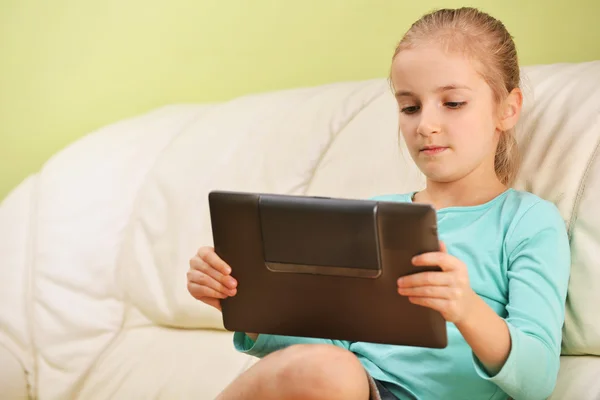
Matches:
[232,189,571,400]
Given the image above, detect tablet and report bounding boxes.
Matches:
[208,190,447,348]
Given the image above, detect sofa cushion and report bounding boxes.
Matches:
[78,320,256,400]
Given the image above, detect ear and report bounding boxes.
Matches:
[497,88,523,131]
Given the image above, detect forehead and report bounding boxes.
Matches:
[391,45,485,92]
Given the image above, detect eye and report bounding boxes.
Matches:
[445,101,467,109]
[400,105,420,114]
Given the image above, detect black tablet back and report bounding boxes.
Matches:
[208,190,447,348]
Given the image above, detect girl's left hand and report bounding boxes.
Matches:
[397,241,476,324]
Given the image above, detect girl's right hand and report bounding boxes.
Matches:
[187,246,238,311]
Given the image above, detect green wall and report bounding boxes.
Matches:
[1,0,599,201]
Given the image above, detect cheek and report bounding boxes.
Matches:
[476,99,500,137]
[450,118,498,165]
[453,109,496,144]
[398,117,418,144]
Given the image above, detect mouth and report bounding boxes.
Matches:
[420,145,449,155]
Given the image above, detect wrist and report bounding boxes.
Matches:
[455,289,482,329]
[454,291,511,375]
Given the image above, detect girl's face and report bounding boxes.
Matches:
[391,45,503,184]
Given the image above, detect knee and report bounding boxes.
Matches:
[273,344,369,400]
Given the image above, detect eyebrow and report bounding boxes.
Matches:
[394,84,472,98]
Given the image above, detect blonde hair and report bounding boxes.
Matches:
[391,7,521,186]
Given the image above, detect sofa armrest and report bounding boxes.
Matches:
[0,338,30,399]
[0,175,36,399]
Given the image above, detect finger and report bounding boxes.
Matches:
[198,247,232,275]
[188,268,237,296]
[398,285,454,299]
[412,252,456,271]
[190,257,237,290]
[188,269,237,296]
[407,296,447,313]
[203,260,238,290]
[187,281,228,300]
[439,241,448,253]
[397,271,450,288]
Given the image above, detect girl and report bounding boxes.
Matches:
[187,7,570,400]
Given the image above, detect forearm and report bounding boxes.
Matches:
[456,292,511,375]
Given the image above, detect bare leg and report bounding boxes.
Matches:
[216,344,371,400]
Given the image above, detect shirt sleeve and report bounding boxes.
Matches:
[233,332,351,358]
[472,199,571,399]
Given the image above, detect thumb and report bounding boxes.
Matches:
[203,297,222,311]
[439,241,448,253]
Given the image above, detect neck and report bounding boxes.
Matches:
[417,169,508,210]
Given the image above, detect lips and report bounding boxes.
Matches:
[420,146,448,155]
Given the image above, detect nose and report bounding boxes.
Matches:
[416,104,441,136]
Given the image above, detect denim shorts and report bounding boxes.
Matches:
[367,375,398,400]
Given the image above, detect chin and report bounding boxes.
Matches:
[420,168,462,183]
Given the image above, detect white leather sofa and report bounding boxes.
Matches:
[1,60,600,400]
